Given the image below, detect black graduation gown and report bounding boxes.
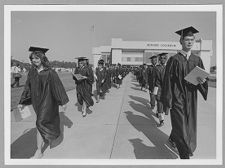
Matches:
[73,66,94,107]
[138,68,144,86]
[162,53,208,156]
[112,68,116,83]
[155,64,166,100]
[95,67,107,95]
[19,67,69,143]
[142,68,148,87]
[86,65,94,95]
[115,68,122,85]
[148,65,157,92]
[105,68,112,90]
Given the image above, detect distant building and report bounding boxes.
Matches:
[93,38,213,72]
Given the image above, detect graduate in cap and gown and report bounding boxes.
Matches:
[148,55,158,109]
[18,46,69,158]
[137,65,144,88]
[154,53,169,127]
[83,57,94,96]
[73,57,94,117]
[162,26,208,159]
[142,63,149,90]
[95,59,107,103]
[114,63,123,88]
[111,65,117,86]
[105,63,112,92]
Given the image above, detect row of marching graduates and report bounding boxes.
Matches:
[72,57,130,117]
[133,53,169,127]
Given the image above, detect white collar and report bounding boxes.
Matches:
[179,50,191,60]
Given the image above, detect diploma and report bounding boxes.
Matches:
[72,73,87,80]
[184,66,209,85]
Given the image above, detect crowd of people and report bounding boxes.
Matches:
[16,26,209,159]
[11,63,27,88]
[72,57,130,117]
[133,52,169,127]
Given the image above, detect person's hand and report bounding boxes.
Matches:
[197,77,206,84]
[17,104,24,111]
[62,104,67,112]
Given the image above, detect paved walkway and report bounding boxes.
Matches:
[11,73,216,159]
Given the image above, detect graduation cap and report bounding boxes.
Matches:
[149,55,158,59]
[75,56,88,62]
[29,46,49,53]
[158,53,168,57]
[98,59,104,65]
[175,26,199,38]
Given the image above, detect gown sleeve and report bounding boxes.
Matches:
[86,67,94,84]
[197,58,208,100]
[154,67,160,88]
[50,70,69,105]
[103,69,107,81]
[162,57,176,108]
[147,67,152,90]
[73,68,80,84]
[19,71,32,105]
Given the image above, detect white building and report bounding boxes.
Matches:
[93,38,213,72]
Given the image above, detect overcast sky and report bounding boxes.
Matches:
[11,11,216,65]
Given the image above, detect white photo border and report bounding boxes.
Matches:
[4,4,223,165]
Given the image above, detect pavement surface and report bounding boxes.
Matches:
[11,73,216,159]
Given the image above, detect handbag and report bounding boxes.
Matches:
[13,105,33,122]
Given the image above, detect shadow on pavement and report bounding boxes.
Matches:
[125,111,177,159]
[131,83,140,87]
[129,95,157,118]
[11,128,37,158]
[130,86,147,92]
[74,102,82,112]
[130,87,141,91]
[11,84,25,89]
[11,112,73,158]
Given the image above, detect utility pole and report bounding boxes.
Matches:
[90,24,95,65]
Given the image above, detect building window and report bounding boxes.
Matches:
[122,57,126,62]
[122,57,131,62]
[135,57,143,62]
